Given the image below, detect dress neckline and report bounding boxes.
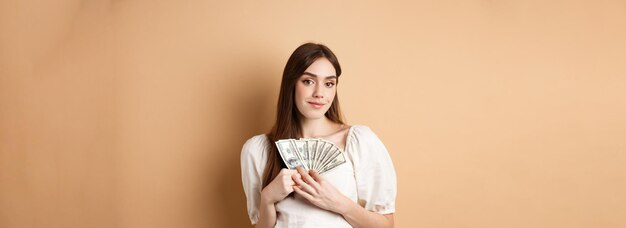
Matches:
[342,125,356,152]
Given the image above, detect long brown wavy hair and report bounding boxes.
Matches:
[262,43,345,188]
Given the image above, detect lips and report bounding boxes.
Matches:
[307,101,326,109]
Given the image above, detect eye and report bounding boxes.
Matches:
[325,82,336,88]
[302,79,314,85]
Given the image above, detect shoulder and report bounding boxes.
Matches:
[241,134,270,159]
[348,124,388,151]
[346,125,395,172]
[243,134,269,148]
[349,125,380,140]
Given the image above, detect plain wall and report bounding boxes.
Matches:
[1,0,625,227]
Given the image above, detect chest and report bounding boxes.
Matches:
[320,129,350,152]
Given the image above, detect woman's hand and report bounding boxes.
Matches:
[261,168,300,204]
[291,166,352,214]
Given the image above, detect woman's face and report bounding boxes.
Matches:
[294,57,338,120]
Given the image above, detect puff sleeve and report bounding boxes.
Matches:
[347,125,397,214]
[240,135,269,224]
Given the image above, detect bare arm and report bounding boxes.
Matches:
[254,193,277,228]
[254,169,300,228]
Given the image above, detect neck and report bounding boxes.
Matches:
[300,116,336,138]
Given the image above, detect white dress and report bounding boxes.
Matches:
[240,125,397,228]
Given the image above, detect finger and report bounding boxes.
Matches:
[296,166,316,184]
[281,168,298,175]
[295,166,307,176]
[292,186,315,202]
[292,174,316,195]
[296,166,307,175]
[284,172,298,183]
[300,169,320,188]
[309,169,323,183]
[285,178,295,187]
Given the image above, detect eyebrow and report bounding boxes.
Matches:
[302,72,337,79]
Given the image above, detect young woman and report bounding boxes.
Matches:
[240,43,397,228]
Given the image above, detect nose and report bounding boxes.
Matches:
[313,84,324,99]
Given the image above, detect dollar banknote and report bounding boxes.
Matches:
[275,140,306,169]
[275,138,346,174]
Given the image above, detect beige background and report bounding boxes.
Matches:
[1,0,625,227]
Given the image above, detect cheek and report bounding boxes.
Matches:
[294,84,305,100]
[327,88,337,100]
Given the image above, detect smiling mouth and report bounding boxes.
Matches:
[307,101,326,108]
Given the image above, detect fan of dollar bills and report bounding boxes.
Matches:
[275,138,346,175]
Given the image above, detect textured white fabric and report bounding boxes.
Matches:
[240,125,397,227]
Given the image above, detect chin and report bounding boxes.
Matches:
[301,112,326,120]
